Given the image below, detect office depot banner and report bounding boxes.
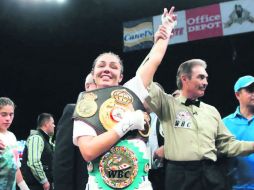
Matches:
[123,0,254,52]
[186,4,223,41]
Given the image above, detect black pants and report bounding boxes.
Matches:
[149,167,165,190]
[165,160,227,190]
[28,183,53,190]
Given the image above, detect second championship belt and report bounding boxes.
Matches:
[74,86,150,139]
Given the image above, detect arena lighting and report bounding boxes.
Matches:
[18,0,67,4]
[55,0,66,3]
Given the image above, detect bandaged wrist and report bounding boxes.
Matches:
[113,121,130,138]
[17,180,30,190]
[161,14,177,33]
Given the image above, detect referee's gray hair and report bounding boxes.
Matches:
[176,59,207,89]
[91,52,124,74]
[0,97,15,109]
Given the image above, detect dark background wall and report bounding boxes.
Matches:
[0,0,253,139]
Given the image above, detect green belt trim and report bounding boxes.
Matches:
[89,140,149,189]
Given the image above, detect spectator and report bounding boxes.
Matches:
[53,73,96,190]
[21,113,55,190]
[223,75,254,190]
[0,97,29,190]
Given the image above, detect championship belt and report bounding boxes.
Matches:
[73,86,150,140]
[87,140,150,189]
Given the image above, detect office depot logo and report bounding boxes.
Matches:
[186,4,223,41]
[187,15,221,32]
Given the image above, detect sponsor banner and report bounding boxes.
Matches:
[123,18,154,52]
[186,4,223,41]
[220,0,254,36]
[123,0,254,52]
[153,10,188,45]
